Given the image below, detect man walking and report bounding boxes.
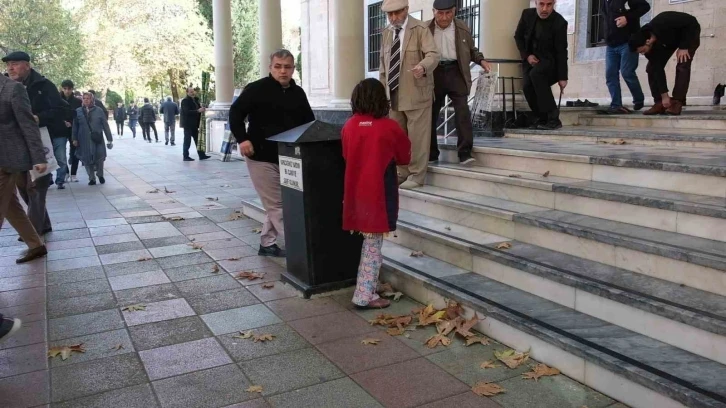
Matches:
[514,0,569,130]
[181,88,211,161]
[229,49,315,257]
[160,97,179,146]
[629,11,701,116]
[60,80,82,183]
[379,0,439,190]
[127,102,139,139]
[113,102,127,137]
[428,0,491,165]
[140,98,159,143]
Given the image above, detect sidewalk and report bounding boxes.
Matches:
[0,132,625,407]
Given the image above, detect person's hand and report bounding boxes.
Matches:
[527,55,540,66]
[33,115,39,123]
[558,80,568,91]
[662,94,672,108]
[480,60,492,73]
[615,16,628,28]
[106,142,113,150]
[410,65,425,79]
[676,49,691,63]
[73,140,78,147]
[64,121,72,128]
[240,141,254,157]
[33,163,47,173]
[197,107,206,113]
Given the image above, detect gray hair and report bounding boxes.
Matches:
[82,92,94,100]
[269,49,295,64]
[167,97,172,101]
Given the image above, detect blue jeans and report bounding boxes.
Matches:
[51,137,68,185]
[606,43,645,108]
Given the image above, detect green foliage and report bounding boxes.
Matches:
[105,89,124,107]
[0,0,88,86]
[124,89,135,106]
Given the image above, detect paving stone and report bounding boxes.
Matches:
[152,364,255,408]
[0,302,46,323]
[197,238,245,250]
[240,348,344,396]
[132,222,182,240]
[178,224,224,235]
[108,270,171,291]
[149,243,202,258]
[163,262,219,282]
[217,323,310,362]
[121,210,160,217]
[0,319,45,350]
[0,261,45,279]
[54,383,159,408]
[288,311,375,345]
[92,233,139,246]
[104,259,161,277]
[47,278,111,301]
[100,249,153,265]
[47,246,98,261]
[48,309,125,341]
[139,337,232,380]
[142,235,190,249]
[88,224,135,237]
[129,316,213,351]
[0,370,50,408]
[47,292,116,319]
[47,256,101,273]
[95,240,146,255]
[266,296,345,321]
[218,256,278,273]
[351,358,469,408]
[85,218,128,228]
[114,283,182,307]
[426,342,530,385]
[171,217,219,229]
[45,237,94,251]
[217,219,259,231]
[201,304,282,335]
[0,343,47,378]
[50,221,87,231]
[491,375,615,408]
[418,392,503,408]
[203,245,258,261]
[266,377,383,408]
[222,399,270,408]
[125,215,167,224]
[44,228,90,242]
[0,274,45,291]
[49,329,134,368]
[157,251,214,269]
[245,281,299,302]
[187,231,234,242]
[0,287,45,308]
[47,266,105,286]
[122,298,196,326]
[50,353,147,403]
[174,274,241,297]
[186,287,259,314]
[316,330,420,374]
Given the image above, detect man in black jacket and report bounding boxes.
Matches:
[139,98,159,143]
[514,0,568,130]
[160,97,179,146]
[601,0,650,114]
[113,102,127,137]
[629,11,700,116]
[180,88,211,161]
[229,49,315,257]
[60,80,82,183]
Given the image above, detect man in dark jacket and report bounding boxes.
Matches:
[160,97,179,146]
[514,0,569,130]
[127,103,139,139]
[60,80,82,183]
[229,49,315,257]
[139,98,159,143]
[180,88,211,161]
[601,0,650,114]
[113,102,127,137]
[629,11,701,116]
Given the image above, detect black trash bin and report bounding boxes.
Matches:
[269,120,363,298]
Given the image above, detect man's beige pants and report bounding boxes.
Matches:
[0,169,42,249]
[390,106,432,185]
[246,159,284,248]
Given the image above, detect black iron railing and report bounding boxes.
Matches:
[368,2,386,71]
[589,0,607,47]
[456,0,481,48]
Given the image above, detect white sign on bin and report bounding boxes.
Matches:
[279,156,303,191]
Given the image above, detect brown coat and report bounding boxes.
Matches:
[379,16,440,112]
[427,18,485,90]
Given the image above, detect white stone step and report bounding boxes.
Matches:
[579,112,726,131]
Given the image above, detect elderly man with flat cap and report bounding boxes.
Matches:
[379,0,439,190]
[428,0,491,166]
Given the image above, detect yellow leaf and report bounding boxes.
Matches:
[387,327,406,336]
[472,381,505,396]
[480,360,499,369]
[252,228,262,234]
[436,318,460,336]
[246,385,263,393]
[233,330,255,340]
[496,242,512,250]
[381,291,404,301]
[410,250,424,258]
[361,338,381,345]
[455,313,482,338]
[253,334,275,343]
[425,333,452,349]
[495,349,530,369]
[522,364,560,381]
[466,336,491,346]
[122,304,146,312]
[48,344,86,360]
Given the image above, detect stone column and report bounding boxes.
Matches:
[212,0,234,106]
[480,0,530,88]
[330,0,364,104]
[259,0,283,77]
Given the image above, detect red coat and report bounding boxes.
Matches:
[342,114,411,233]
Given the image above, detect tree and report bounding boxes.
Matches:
[0,0,88,86]
[105,89,123,107]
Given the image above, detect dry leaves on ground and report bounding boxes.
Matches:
[137,257,153,262]
[466,336,491,346]
[227,257,241,261]
[599,139,627,145]
[147,188,160,193]
[206,197,219,201]
[445,226,452,231]
[455,313,481,339]
[164,186,175,193]
[251,228,262,234]
[361,338,381,345]
[164,216,185,221]
[417,304,447,326]
[229,213,244,221]
[381,291,404,301]
[188,243,205,250]
[472,381,505,397]
[122,304,146,312]
[211,264,220,273]
[262,283,275,289]
[233,330,255,340]
[111,344,125,351]
[496,242,512,250]
[48,344,86,360]
[409,250,424,258]
[253,334,275,343]
[495,349,530,369]
[480,360,499,369]
[542,171,550,177]
[425,333,452,349]
[246,385,263,393]
[377,282,393,294]
[508,174,522,178]
[235,271,266,281]
[522,364,560,381]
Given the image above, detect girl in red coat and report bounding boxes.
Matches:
[342,79,411,309]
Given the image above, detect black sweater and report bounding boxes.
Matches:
[601,0,651,46]
[514,8,569,81]
[229,76,315,164]
[643,11,701,51]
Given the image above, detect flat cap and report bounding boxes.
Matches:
[433,0,456,10]
[381,0,408,12]
[2,51,30,63]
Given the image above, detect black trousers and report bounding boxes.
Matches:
[183,127,204,158]
[115,121,124,135]
[430,64,474,160]
[141,122,158,141]
[522,59,558,119]
[68,141,79,176]
[646,38,700,104]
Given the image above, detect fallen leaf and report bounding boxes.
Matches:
[455,313,482,338]
[147,188,159,193]
[251,228,262,234]
[111,344,125,351]
[436,318,460,336]
[361,338,381,345]
[246,385,263,393]
[122,304,146,312]
[445,226,452,231]
[425,333,452,349]
[227,257,241,261]
[522,364,561,381]
[233,330,255,340]
[137,257,153,262]
[48,344,86,360]
[466,336,491,346]
[496,242,512,250]
[376,282,394,294]
[206,197,219,201]
[164,186,175,193]
[228,213,244,221]
[599,138,627,145]
[235,271,266,281]
[542,171,550,177]
[253,333,275,342]
[381,291,404,301]
[386,327,406,336]
[418,304,447,326]
[164,216,185,221]
[508,174,522,178]
[495,349,530,369]
[410,250,424,258]
[211,264,220,274]
[188,243,205,250]
[444,300,464,320]
[262,283,275,289]
[472,381,505,396]
[480,360,499,369]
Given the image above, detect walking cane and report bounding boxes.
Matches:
[558,89,563,111]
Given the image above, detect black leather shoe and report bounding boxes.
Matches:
[199,154,211,161]
[88,180,96,185]
[183,157,195,162]
[258,244,285,258]
[537,119,563,130]
[633,102,645,111]
[98,177,105,184]
[16,245,47,264]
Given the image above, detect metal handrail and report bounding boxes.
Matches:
[438,59,523,140]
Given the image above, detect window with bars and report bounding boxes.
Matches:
[368,1,386,71]
[589,0,607,47]
[456,0,480,49]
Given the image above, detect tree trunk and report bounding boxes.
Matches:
[168,68,180,102]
